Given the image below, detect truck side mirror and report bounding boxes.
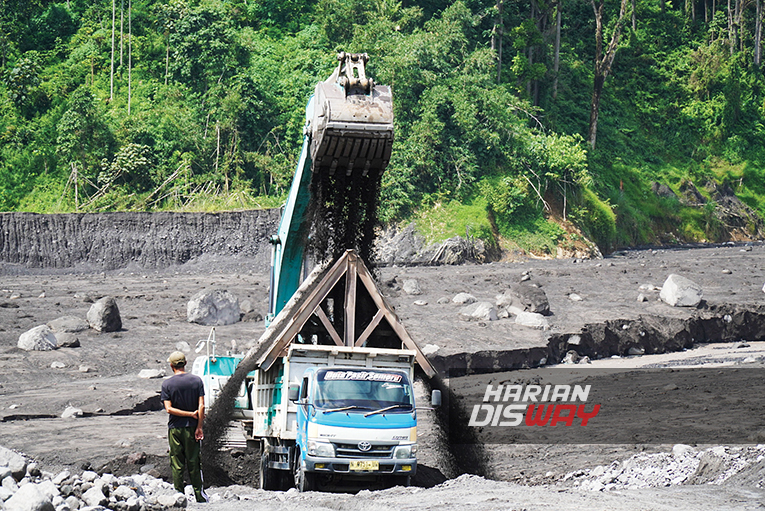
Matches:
[431,389,442,407]
[288,383,300,402]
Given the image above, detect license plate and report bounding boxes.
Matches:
[349,460,379,471]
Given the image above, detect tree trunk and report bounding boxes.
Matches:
[588,0,630,149]
[110,0,115,100]
[756,0,762,66]
[491,0,504,83]
[165,33,170,86]
[128,0,132,115]
[120,0,124,68]
[632,0,636,30]
[553,0,562,99]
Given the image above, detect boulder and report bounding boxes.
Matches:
[61,406,83,419]
[18,325,58,351]
[0,446,27,481]
[4,482,55,511]
[47,316,89,334]
[452,293,476,305]
[660,274,702,307]
[496,283,550,316]
[514,311,550,330]
[55,333,80,348]
[459,302,498,321]
[81,487,108,507]
[402,279,422,296]
[137,369,164,379]
[187,289,240,326]
[86,297,122,332]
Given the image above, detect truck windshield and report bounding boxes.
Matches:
[314,369,413,412]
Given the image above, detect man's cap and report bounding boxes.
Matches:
[167,351,186,366]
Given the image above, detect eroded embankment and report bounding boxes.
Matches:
[0,210,279,271]
[429,304,765,377]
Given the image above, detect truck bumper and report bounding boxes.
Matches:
[304,456,417,476]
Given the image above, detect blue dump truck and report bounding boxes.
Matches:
[192,53,439,491]
[193,342,439,491]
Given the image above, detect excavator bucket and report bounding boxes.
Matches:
[309,52,394,179]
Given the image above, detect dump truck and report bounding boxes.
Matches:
[192,53,438,491]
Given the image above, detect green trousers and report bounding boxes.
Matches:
[168,427,205,501]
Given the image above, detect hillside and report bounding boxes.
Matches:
[2,0,765,255]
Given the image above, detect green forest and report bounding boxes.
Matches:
[2,0,765,255]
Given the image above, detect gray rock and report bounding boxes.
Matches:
[514,311,550,330]
[61,406,83,419]
[156,493,186,507]
[52,471,71,486]
[50,362,66,369]
[137,369,164,379]
[734,341,750,349]
[402,279,422,296]
[81,472,98,483]
[174,341,191,353]
[4,482,55,511]
[3,476,19,492]
[47,317,89,334]
[0,446,28,481]
[187,289,240,326]
[562,350,580,364]
[421,344,439,356]
[436,297,451,305]
[660,274,702,307]
[112,485,137,501]
[18,325,58,351]
[459,302,498,321]
[87,297,122,332]
[413,300,428,306]
[452,293,476,304]
[0,467,11,481]
[64,496,81,510]
[627,347,645,356]
[637,293,647,302]
[496,283,550,315]
[36,480,58,500]
[26,463,40,477]
[568,293,583,302]
[672,444,696,457]
[55,333,81,348]
[374,223,427,266]
[81,487,108,507]
[0,486,13,501]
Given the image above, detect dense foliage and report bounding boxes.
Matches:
[2,0,765,253]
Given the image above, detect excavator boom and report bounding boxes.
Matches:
[268,53,394,321]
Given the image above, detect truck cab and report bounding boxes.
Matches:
[291,366,419,490]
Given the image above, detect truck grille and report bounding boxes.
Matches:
[333,442,395,458]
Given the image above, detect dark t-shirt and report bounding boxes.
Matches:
[160,371,205,429]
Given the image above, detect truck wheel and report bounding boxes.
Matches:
[394,475,411,487]
[295,464,315,492]
[260,453,279,490]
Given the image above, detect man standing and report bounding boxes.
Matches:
[161,351,208,503]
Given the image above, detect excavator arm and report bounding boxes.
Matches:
[267,53,394,322]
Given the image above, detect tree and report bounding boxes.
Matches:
[587,0,630,149]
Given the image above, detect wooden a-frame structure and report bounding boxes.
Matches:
[256,250,435,377]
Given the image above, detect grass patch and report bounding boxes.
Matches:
[413,198,494,246]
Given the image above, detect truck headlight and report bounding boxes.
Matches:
[307,440,335,457]
[393,444,417,459]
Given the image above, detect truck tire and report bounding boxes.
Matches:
[294,463,315,492]
[260,453,280,491]
[394,475,411,487]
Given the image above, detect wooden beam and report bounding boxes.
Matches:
[355,309,384,347]
[314,305,344,347]
[258,252,351,370]
[344,251,357,346]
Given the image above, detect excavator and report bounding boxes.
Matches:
[266,51,394,323]
[193,52,438,492]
